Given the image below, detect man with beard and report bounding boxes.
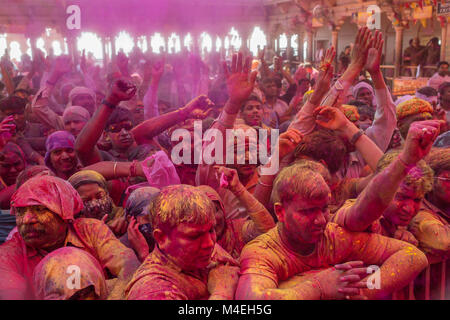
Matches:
[0,175,140,299]
[126,184,240,300]
[68,170,127,237]
[235,162,428,300]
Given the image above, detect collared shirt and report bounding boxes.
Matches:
[427,73,450,90]
[261,99,289,128]
[126,244,238,300]
[0,218,138,299]
[240,223,399,287]
[408,199,450,259]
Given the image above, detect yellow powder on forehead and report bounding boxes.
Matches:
[150,184,216,229]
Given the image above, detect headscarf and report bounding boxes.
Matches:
[44,131,76,171]
[68,170,108,193]
[68,87,96,107]
[10,175,83,221]
[125,187,160,218]
[62,106,90,124]
[433,131,450,148]
[0,142,27,167]
[33,247,107,300]
[396,98,433,121]
[15,165,55,190]
[352,81,376,107]
[339,104,360,122]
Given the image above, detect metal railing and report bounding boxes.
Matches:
[392,259,447,300]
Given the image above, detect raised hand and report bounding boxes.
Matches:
[106,78,137,106]
[277,128,303,160]
[181,94,215,116]
[223,52,258,106]
[0,116,15,149]
[213,166,244,194]
[116,51,129,76]
[350,27,373,69]
[313,105,350,131]
[365,30,384,74]
[258,46,266,62]
[310,47,335,105]
[127,217,150,262]
[49,55,72,79]
[400,120,443,166]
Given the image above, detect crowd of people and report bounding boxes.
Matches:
[0,26,448,300]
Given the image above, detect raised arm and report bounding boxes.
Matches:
[288,47,335,135]
[142,58,164,119]
[314,105,383,171]
[75,78,137,165]
[320,27,372,108]
[364,30,397,152]
[333,120,442,232]
[253,128,303,209]
[31,55,71,131]
[196,52,257,186]
[214,166,275,235]
[132,95,213,145]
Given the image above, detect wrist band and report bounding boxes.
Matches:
[258,179,273,187]
[129,160,138,177]
[350,129,364,145]
[102,99,116,109]
[234,187,246,197]
[113,162,118,179]
[397,154,415,172]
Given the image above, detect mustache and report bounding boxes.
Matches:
[21,226,46,235]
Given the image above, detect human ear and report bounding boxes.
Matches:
[152,228,168,250]
[274,202,286,223]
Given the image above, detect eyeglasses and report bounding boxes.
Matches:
[108,122,133,133]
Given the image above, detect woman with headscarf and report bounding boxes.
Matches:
[32,247,107,300]
[0,175,139,299]
[44,131,81,180]
[120,187,160,262]
[68,170,127,237]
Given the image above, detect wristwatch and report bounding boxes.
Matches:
[350,129,365,145]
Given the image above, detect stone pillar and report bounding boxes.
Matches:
[297,31,304,62]
[441,20,448,61]
[331,29,339,69]
[306,30,313,63]
[394,26,404,77]
[102,36,109,67]
[111,35,116,59]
